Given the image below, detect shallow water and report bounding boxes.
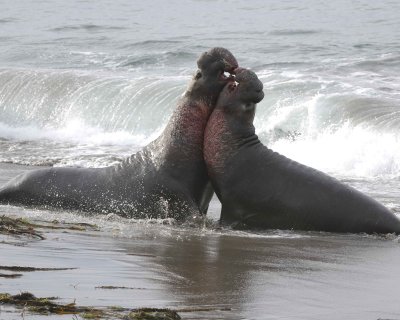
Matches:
[2,164,400,320]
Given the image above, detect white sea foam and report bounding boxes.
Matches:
[0,120,164,167]
[0,120,160,146]
[266,124,400,178]
[254,70,400,179]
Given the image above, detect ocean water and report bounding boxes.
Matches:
[1,0,400,319]
[1,0,400,179]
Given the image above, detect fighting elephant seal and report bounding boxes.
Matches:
[0,48,238,219]
[204,68,400,234]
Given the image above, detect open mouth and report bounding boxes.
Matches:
[219,62,237,82]
[219,70,236,82]
[227,80,239,93]
[226,68,239,92]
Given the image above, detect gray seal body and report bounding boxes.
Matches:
[204,68,400,233]
[0,48,238,219]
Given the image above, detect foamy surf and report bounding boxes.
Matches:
[1,61,400,179]
[0,120,162,167]
[267,124,400,178]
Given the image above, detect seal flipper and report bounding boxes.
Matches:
[220,204,240,227]
[0,183,19,204]
[0,175,18,203]
[0,186,7,203]
[198,182,214,215]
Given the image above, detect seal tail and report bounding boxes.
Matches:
[0,185,14,204]
[0,172,28,205]
[0,187,7,203]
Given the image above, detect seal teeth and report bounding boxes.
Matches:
[220,71,236,82]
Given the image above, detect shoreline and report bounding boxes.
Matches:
[1,163,400,320]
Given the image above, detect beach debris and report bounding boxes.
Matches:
[0,215,100,243]
[44,219,99,231]
[0,292,89,315]
[0,265,76,272]
[0,266,77,279]
[0,273,22,278]
[0,291,182,319]
[0,215,45,240]
[126,308,181,320]
[95,286,146,290]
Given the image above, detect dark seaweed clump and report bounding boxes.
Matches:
[0,215,44,239]
[0,292,181,319]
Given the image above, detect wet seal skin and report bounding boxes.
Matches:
[204,67,400,234]
[0,48,238,220]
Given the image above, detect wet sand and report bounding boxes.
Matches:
[1,163,400,319]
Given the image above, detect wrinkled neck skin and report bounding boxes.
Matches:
[107,77,220,216]
[155,89,215,170]
[204,108,260,179]
[115,76,220,176]
[117,77,220,208]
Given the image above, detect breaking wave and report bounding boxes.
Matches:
[1,59,400,177]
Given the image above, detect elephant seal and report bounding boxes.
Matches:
[204,68,400,234]
[0,48,238,220]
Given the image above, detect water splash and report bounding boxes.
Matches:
[268,124,400,178]
[1,56,400,178]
